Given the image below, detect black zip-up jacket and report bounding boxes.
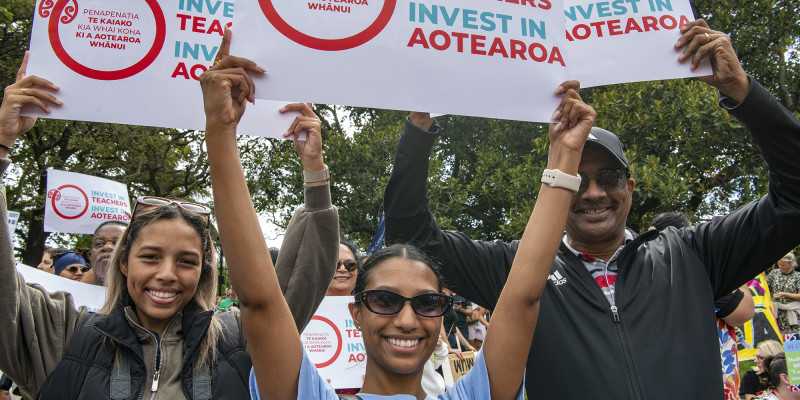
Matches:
[37,298,250,399]
[384,79,800,399]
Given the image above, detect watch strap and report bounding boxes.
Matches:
[303,166,330,183]
[542,169,581,193]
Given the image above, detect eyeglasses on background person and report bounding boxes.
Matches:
[337,259,358,272]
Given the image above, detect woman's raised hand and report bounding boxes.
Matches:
[199,29,264,133]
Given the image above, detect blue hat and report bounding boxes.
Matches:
[53,251,86,276]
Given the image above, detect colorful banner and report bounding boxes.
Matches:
[231,0,708,122]
[44,168,131,234]
[25,0,302,138]
[738,274,783,361]
[16,263,107,312]
[300,296,366,389]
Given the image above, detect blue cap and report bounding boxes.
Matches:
[53,251,86,276]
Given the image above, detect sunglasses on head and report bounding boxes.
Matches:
[355,289,453,318]
[135,196,211,222]
[576,168,629,195]
[65,266,91,274]
[337,259,359,272]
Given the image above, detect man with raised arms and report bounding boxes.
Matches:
[383,20,800,399]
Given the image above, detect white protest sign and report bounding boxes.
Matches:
[25,0,301,138]
[300,296,366,389]
[16,263,107,312]
[564,0,710,87]
[7,211,20,238]
[232,0,569,122]
[232,0,708,122]
[45,168,130,234]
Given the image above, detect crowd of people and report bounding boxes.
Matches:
[0,18,798,400]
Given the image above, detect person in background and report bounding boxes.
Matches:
[327,241,359,296]
[218,286,239,313]
[767,252,800,336]
[35,247,65,274]
[742,340,784,400]
[441,288,473,352]
[52,251,88,282]
[81,220,127,286]
[467,304,489,351]
[756,353,800,400]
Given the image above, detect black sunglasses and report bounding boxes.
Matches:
[577,168,629,194]
[355,289,453,318]
[337,259,359,272]
[65,266,91,274]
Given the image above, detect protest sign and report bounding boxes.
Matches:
[448,351,476,382]
[25,0,302,138]
[232,0,569,122]
[300,296,366,389]
[564,0,710,87]
[7,211,19,238]
[16,263,107,312]
[231,0,707,122]
[45,168,130,234]
[786,334,800,385]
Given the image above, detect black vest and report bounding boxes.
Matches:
[37,297,251,399]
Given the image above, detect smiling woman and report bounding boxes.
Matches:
[328,241,360,296]
[204,49,597,398]
[0,45,339,400]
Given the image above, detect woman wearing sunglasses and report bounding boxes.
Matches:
[202,33,596,398]
[0,50,339,399]
[328,241,361,296]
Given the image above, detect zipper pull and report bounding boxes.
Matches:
[151,370,160,392]
[611,305,620,322]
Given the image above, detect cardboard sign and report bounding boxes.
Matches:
[16,263,107,312]
[300,296,366,389]
[44,168,130,234]
[448,351,476,382]
[26,0,302,138]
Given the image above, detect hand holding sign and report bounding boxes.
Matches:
[200,29,265,133]
[548,80,596,171]
[0,52,62,155]
[675,19,749,102]
[281,103,325,173]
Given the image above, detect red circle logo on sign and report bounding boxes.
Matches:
[304,315,343,368]
[257,0,396,51]
[47,0,167,80]
[50,184,89,220]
